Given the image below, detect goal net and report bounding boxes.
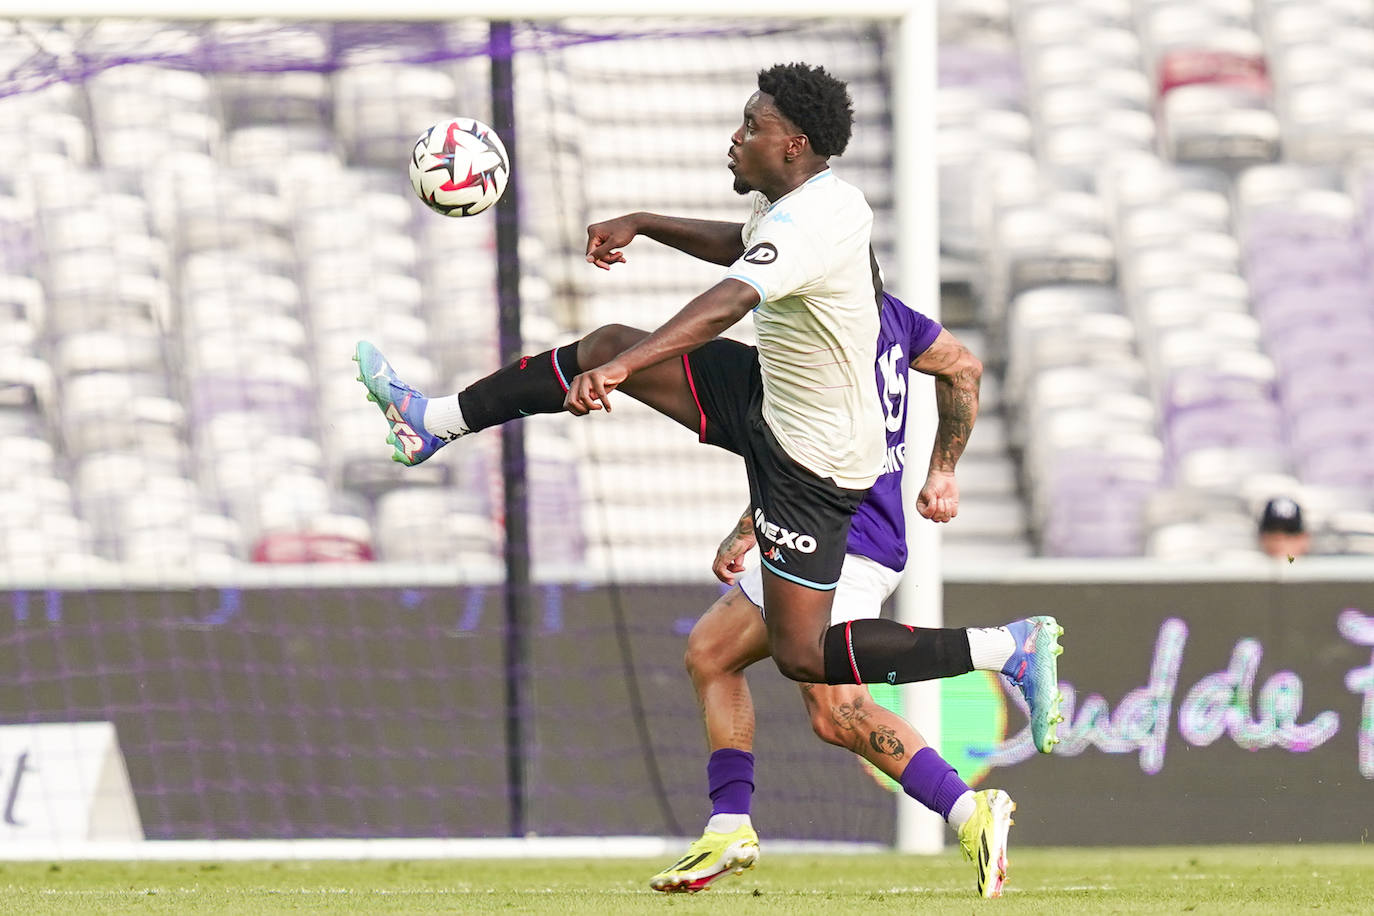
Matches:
[0,10,924,851]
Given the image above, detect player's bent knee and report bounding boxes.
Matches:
[578,324,645,368]
[813,721,850,749]
[684,640,728,683]
[682,645,699,678]
[804,686,869,747]
[685,627,737,680]
[807,702,844,746]
[771,648,826,684]
[684,623,723,680]
[808,709,843,746]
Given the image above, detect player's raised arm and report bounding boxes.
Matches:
[910,328,982,523]
[564,277,760,414]
[586,211,747,269]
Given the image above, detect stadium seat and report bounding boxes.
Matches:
[1145,518,1263,562]
[1159,87,1281,171]
[333,64,459,168]
[25,12,1374,570]
[373,487,501,565]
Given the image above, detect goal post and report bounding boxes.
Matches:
[891,2,946,857]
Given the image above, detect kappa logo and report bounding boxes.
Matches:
[742,242,778,265]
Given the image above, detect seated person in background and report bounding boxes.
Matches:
[1258,497,1311,561]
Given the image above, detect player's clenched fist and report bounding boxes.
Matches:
[585,214,641,269]
[565,361,629,414]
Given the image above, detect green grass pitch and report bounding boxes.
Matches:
[2,845,1371,915]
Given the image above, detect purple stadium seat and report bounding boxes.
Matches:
[1288,404,1374,456]
[1269,329,1374,377]
[939,45,1024,106]
[1259,299,1374,344]
[1278,365,1374,413]
[1241,202,1352,245]
[1252,279,1371,323]
[1244,239,1367,292]
[1162,361,1276,415]
[190,375,315,428]
[1042,517,1144,557]
[1299,443,1374,488]
[1166,400,1285,461]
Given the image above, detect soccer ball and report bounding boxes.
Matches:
[408,117,510,217]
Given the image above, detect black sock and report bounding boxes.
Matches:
[822,619,973,685]
[456,344,583,432]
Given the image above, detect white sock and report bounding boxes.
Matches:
[948,790,977,831]
[421,394,471,440]
[705,812,751,834]
[967,626,1015,672]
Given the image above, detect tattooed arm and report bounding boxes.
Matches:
[713,506,756,585]
[909,328,982,524]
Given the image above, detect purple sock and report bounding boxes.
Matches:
[707,748,755,816]
[899,746,970,819]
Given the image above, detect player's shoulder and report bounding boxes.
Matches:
[880,291,920,322]
[783,169,869,212]
[823,169,873,213]
[765,173,869,248]
[879,291,942,346]
[810,168,869,206]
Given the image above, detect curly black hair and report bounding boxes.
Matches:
[756,62,854,158]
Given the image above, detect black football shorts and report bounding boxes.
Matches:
[681,338,865,590]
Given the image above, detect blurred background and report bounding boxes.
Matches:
[0,2,1370,853]
[4,6,1374,577]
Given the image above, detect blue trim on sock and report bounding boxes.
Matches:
[550,346,571,391]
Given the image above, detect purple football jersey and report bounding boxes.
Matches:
[844,292,943,572]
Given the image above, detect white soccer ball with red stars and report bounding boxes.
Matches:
[408,117,510,217]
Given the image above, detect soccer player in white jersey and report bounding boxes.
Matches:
[355,63,999,692]
[648,292,1064,898]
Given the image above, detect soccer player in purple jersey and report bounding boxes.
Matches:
[647,293,1064,899]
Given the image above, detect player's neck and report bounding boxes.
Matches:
[762,161,829,203]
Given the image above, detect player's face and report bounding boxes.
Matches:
[729,91,801,196]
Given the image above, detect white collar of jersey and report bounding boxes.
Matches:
[765,167,833,211]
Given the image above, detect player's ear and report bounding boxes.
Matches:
[785,134,809,163]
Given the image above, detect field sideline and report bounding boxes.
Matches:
[1,845,1370,915]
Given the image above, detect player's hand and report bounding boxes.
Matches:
[713,532,756,585]
[585,214,640,269]
[564,360,629,415]
[916,470,960,523]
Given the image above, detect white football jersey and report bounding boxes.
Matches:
[724,169,884,489]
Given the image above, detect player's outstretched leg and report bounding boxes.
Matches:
[649,821,760,893]
[1002,616,1065,753]
[354,341,448,466]
[957,788,1016,899]
[355,325,704,466]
